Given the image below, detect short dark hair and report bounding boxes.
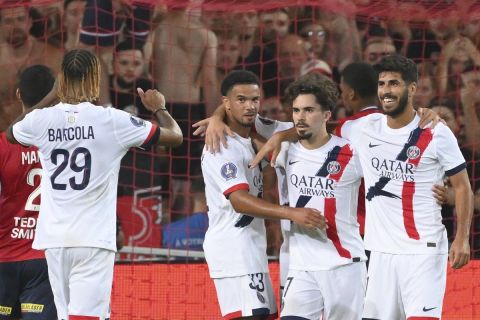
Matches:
[373,54,418,84]
[114,39,144,54]
[341,62,377,99]
[221,70,260,96]
[19,65,55,108]
[285,74,338,112]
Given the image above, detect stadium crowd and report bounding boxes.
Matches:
[0,0,479,255]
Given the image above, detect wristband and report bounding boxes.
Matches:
[153,107,167,114]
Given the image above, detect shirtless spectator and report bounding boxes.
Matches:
[153,3,217,216]
[0,2,63,130]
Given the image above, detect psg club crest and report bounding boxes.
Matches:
[407,146,421,160]
[327,160,341,174]
[130,115,146,127]
[221,162,238,180]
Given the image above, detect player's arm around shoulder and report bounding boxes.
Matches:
[137,88,183,147]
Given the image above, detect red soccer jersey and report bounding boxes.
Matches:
[335,106,381,235]
[0,132,44,262]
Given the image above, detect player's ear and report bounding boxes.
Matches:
[15,88,21,102]
[324,110,332,122]
[222,96,230,110]
[409,81,417,97]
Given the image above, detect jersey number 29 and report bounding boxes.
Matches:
[50,147,91,191]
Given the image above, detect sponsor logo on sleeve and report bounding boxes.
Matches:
[221,162,237,180]
[130,115,146,127]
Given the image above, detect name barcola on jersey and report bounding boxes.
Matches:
[47,126,95,142]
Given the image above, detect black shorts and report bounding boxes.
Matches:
[166,102,205,180]
[0,259,56,320]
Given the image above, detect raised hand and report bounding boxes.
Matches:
[137,88,166,113]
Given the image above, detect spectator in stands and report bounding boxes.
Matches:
[153,4,217,217]
[0,2,64,128]
[110,40,169,213]
[110,39,155,119]
[278,34,308,88]
[231,9,278,97]
[460,65,480,150]
[212,23,241,90]
[259,8,290,54]
[259,97,287,121]
[436,36,480,97]
[310,9,362,71]
[363,36,396,65]
[413,71,437,109]
[462,12,480,49]
[299,22,328,62]
[48,0,86,51]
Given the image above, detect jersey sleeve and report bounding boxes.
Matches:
[337,113,376,140]
[434,124,466,177]
[202,143,250,198]
[254,115,293,139]
[273,142,290,170]
[351,146,364,178]
[111,108,159,150]
[12,110,38,147]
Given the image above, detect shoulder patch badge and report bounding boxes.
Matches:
[221,162,238,180]
[130,115,146,127]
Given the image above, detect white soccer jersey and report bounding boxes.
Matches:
[201,133,267,278]
[13,102,157,251]
[254,114,293,213]
[342,113,466,254]
[280,136,366,270]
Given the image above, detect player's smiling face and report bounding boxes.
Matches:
[378,71,416,118]
[292,93,331,140]
[225,84,261,127]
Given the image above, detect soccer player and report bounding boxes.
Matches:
[252,55,474,320]
[6,49,183,320]
[278,75,367,319]
[0,65,57,320]
[201,70,326,319]
[336,62,382,236]
[357,55,473,320]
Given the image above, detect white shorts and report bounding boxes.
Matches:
[281,262,366,320]
[45,247,115,320]
[363,252,447,320]
[213,272,278,319]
